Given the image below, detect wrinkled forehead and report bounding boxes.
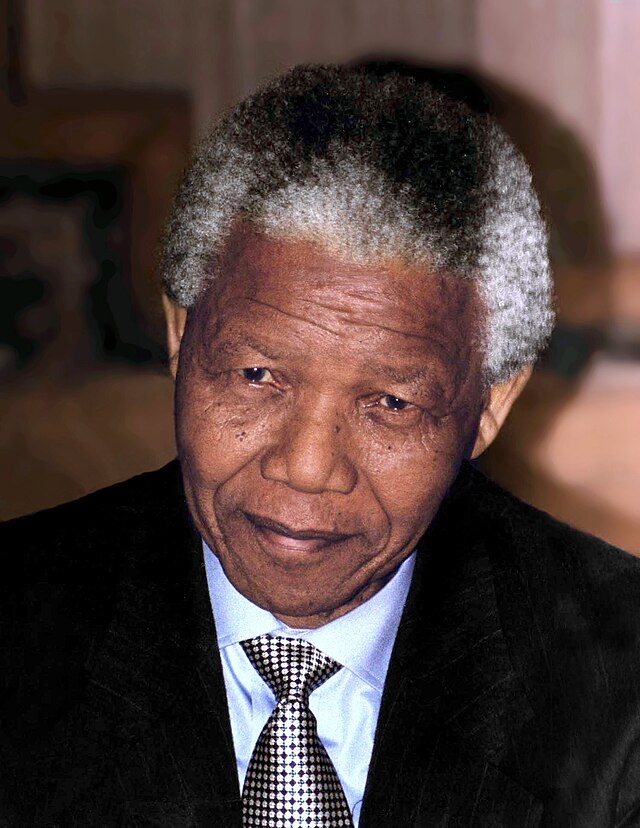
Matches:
[213,221,481,307]
[189,224,486,378]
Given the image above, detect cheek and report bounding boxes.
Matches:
[370,455,447,538]
[366,414,476,533]
[174,368,270,490]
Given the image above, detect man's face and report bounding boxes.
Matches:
[174,226,486,627]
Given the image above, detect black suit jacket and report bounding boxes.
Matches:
[3,460,640,826]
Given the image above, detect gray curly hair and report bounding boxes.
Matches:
[161,64,554,385]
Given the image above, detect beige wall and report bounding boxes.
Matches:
[476,0,601,156]
[599,2,640,253]
[475,0,640,259]
[25,0,475,127]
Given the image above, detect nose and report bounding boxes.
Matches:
[260,396,357,495]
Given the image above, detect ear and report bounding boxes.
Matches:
[471,366,533,459]
[162,294,188,381]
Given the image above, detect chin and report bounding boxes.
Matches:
[226,562,355,625]
[248,575,338,618]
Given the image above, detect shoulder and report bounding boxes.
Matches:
[440,462,640,707]
[446,464,640,816]
[0,460,186,578]
[0,459,189,638]
[0,461,190,703]
[447,461,640,601]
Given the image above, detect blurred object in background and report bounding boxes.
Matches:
[484,358,640,557]
[0,0,187,518]
[0,164,150,381]
[1,0,639,555]
[0,369,175,520]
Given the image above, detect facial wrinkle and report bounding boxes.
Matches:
[229,294,467,381]
[198,291,479,419]
[292,295,463,347]
[229,296,343,340]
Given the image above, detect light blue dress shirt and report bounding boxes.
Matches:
[203,543,415,826]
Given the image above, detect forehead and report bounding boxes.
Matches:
[214,224,480,322]
[192,226,485,386]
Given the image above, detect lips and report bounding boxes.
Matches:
[245,512,352,553]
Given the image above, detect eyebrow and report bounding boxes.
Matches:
[376,364,433,386]
[212,333,285,363]
[210,331,440,387]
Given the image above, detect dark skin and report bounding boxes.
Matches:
[165,225,530,628]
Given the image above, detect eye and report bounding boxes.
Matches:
[362,392,420,426]
[241,367,274,384]
[379,394,411,412]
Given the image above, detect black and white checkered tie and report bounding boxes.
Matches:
[240,634,354,828]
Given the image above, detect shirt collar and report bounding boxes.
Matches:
[203,542,415,693]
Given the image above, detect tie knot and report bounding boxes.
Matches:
[241,634,342,701]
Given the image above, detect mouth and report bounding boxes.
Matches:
[244,512,352,553]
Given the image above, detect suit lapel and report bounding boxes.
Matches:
[57,464,242,826]
[49,461,542,826]
[360,465,540,827]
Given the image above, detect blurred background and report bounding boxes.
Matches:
[1,0,639,553]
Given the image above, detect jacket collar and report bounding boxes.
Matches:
[360,462,539,826]
[78,461,242,824]
[79,460,538,825]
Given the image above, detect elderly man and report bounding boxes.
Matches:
[2,64,640,827]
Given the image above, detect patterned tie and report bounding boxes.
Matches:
[240,634,354,828]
